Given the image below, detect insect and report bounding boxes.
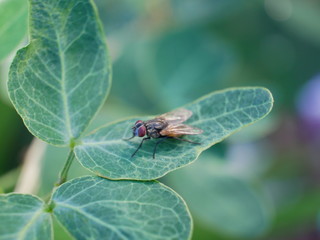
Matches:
[124,108,203,159]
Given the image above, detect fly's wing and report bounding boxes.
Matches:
[158,108,193,124]
[160,124,203,137]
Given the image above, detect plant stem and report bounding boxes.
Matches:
[45,150,75,204]
[56,150,75,186]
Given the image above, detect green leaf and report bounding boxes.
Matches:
[74,87,273,180]
[52,176,192,240]
[8,0,111,146]
[0,194,52,240]
[166,153,271,238]
[38,104,139,197]
[0,0,28,61]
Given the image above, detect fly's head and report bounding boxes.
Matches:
[132,120,146,137]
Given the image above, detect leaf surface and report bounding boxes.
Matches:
[74,87,273,180]
[0,0,28,60]
[0,194,52,240]
[52,176,192,240]
[8,0,111,146]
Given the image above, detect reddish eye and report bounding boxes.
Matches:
[135,120,143,128]
[136,126,146,137]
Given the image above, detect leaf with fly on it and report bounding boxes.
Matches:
[52,176,192,240]
[8,0,111,146]
[74,87,273,180]
[0,194,52,240]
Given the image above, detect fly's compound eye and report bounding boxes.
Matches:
[135,120,143,128]
[135,125,146,137]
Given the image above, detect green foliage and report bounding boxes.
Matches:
[0,194,52,240]
[1,0,320,238]
[111,28,235,112]
[0,177,192,240]
[52,176,192,240]
[271,190,320,234]
[135,28,235,109]
[171,0,245,23]
[74,87,273,180]
[166,153,272,238]
[0,0,275,239]
[0,0,28,61]
[0,101,27,175]
[8,0,111,146]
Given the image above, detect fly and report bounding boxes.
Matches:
[124,108,203,159]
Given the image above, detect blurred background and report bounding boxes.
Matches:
[1,0,320,239]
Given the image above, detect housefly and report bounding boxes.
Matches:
[124,108,203,159]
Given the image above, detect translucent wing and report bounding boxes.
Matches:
[158,108,193,124]
[160,124,203,137]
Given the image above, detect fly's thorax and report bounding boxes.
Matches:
[145,118,168,138]
[145,118,168,129]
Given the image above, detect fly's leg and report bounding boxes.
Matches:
[123,134,135,141]
[131,137,150,158]
[153,137,169,159]
[171,137,201,144]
